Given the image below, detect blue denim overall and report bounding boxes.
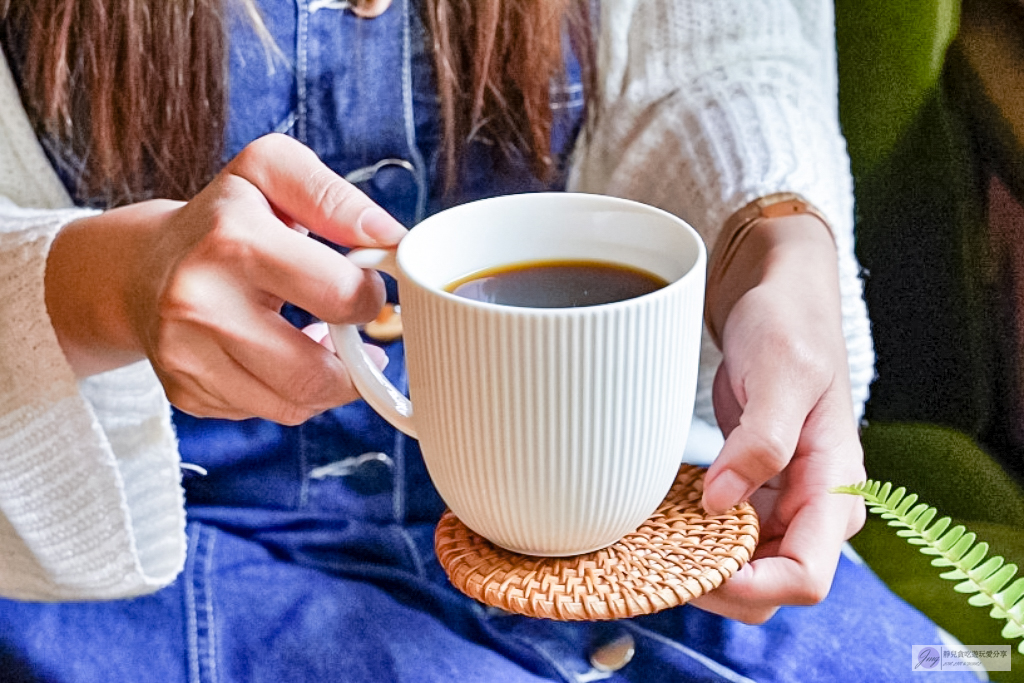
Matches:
[0,1,976,681]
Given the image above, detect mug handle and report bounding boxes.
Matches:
[328,248,418,439]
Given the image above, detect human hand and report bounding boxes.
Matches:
[45,133,406,424]
[692,214,866,624]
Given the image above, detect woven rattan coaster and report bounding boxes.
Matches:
[435,464,759,621]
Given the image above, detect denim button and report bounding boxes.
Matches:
[344,159,425,227]
[350,0,392,18]
[309,452,394,479]
[309,451,394,497]
[364,303,403,341]
[589,632,636,673]
[307,450,391,489]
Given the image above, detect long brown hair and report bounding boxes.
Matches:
[0,0,595,207]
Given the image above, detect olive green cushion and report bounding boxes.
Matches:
[837,0,997,437]
[835,0,1024,677]
[852,422,1024,679]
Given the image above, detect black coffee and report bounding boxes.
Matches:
[446,259,668,308]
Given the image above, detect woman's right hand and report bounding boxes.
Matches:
[44,133,407,425]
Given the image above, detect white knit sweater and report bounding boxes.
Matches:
[0,0,873,601]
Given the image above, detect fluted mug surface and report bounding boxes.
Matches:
[331,193,706,556]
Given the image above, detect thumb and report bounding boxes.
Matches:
[702,371,814,514]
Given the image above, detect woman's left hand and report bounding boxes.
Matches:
[692,213,867,624]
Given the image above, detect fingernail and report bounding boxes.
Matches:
[357,207,407,245]
[704,469,753,514]
[302,322,330,343]
[363,343,390,371]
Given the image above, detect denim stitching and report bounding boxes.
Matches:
[390,367,428,576]
[203,530,219,683]
[274,111,298,135]
[185,525,219,683]
[396,526,426,578]
[185,529,201,683]
[295,0,309,144]
[400,0,428,223]
[298,423,312,508]
[391,368,409,524]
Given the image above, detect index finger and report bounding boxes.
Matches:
[703,365,820,515]
[692,489,858,623]
[225,133,408,248]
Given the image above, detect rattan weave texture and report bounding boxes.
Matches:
[435,464,759,621]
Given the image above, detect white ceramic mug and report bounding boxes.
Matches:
[330,192,706,556]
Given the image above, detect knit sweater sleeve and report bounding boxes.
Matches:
[569,0,875,426]
[0,53,186,601]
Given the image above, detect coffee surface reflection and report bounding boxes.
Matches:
[446,259,668,308]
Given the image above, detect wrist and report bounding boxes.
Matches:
[44,200,180,376]
[705,199,837,347]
